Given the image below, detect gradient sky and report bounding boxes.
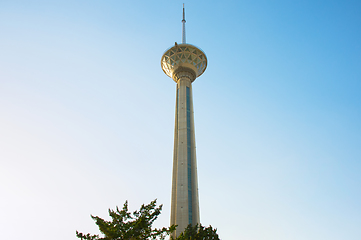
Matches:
[0,0,360,239]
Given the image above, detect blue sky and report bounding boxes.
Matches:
[0,0,360,239]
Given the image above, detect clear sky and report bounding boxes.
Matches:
[0,0,360,239]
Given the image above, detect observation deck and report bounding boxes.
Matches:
[161,43,207,82]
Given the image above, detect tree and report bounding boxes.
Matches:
[173,224,220,240]
[76,199,220,240]
[76,199,175,240]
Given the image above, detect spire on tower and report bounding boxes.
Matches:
[182,3,186,44]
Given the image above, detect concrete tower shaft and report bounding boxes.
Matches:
[170,69,200,236]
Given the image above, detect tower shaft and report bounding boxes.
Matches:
[171,70,200,237]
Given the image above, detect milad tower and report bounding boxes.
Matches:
[161,5,207,237]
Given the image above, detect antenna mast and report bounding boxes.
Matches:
[182,3,186,43]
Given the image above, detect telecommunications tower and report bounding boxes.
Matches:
[160,4,207,237]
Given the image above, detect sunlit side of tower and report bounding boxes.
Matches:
[161,5,207,237]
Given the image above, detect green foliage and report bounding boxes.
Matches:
[76,199,176,240]
[173,224,220,240]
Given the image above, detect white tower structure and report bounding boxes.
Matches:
[161,5,207,237]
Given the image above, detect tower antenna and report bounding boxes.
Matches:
[182,3,186,44]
